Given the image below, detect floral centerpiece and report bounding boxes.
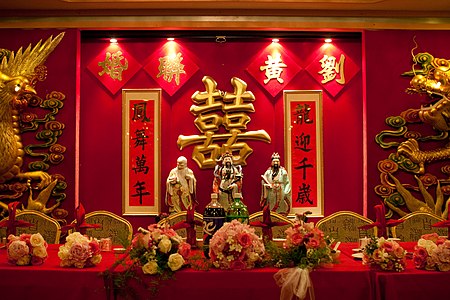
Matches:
[362,237,406,272]
[413,233,450,271]
[6,233,48,266]
[128,223,191,275]
[269,221,334,300]
[209,219,265,270]
[269,221,334,269]
[58,232,102,268]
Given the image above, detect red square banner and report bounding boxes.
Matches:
[87,44,141,95]
[305,44,359,98]
[144,41,199,96]
[246,44,301,97]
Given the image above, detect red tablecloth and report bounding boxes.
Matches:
[0,242,448,300]
[372,242,450,300]
[0,244,115,300]
[112,243,373,300]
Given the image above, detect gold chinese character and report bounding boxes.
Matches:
[98,51,128,81]
[260,53,287,84]
[157,52,186,85]
[191,76,224,115]
[318,54,346,84]
[178,76,271,169]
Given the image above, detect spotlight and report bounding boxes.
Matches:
[324,38,333,43]
[110,38,118,44]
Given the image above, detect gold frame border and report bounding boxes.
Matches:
[122,88,161,215]
[15,210,62,244]
[85,210,134,242]
[315,210,378,238]
[284,90,324,217]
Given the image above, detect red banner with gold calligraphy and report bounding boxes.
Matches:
[285,90,324,217]
[123,89,161,215]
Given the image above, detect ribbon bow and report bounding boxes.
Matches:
[172,206,203,247]
[359,202,404,238]
[61,203,101,235]
[0,202,34,236]
[432,202,450,239]
[274,267,314,300]
[250,205,289,242]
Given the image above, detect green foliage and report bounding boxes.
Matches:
[265,240,333,270]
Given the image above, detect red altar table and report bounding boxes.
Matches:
[0,242,449,300]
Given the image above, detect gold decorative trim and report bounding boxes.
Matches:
[15,210,61,244]
[316,210,378,240]
[157,211,204,225]
[1,16,450,30]
[157,211,204,241]
[391,211,447,241]
[84,210,133,244]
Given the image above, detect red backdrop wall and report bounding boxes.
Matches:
[0,29,78,220]
[2,28,449,229]
[365,30,450,220]
[79,33,363,228]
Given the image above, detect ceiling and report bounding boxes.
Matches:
[0,0,449,29]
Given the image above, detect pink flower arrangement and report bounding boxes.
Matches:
[273,221,333,269]
[209,219,265,270]
[284,221,327,249]
[6,233,48,266]
[362,237,406,272]
[130,223,191,275]
[58,232,102,268]
[413,233,450,271]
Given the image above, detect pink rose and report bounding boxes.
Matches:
[306,238,319,249]
[230,259,246,270]
[8,240,30,261]
[413,255,426,269]
[89,240,100,255]
[382,241,394,252]
[178,242,191,259]
[69,243,90,262]
[163,228,177,238]
[392,245,405,259]
[19,234,32,242]
[290,232,304,246]
[421,233,439,242]
[237,233,252,248]
[436,237,447,246]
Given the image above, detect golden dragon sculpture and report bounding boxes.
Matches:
[375,51,450,219]
[0,33,65,214]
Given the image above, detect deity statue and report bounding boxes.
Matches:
[165,156,197,213]
[212,152,243,210]
[260,153,291,216]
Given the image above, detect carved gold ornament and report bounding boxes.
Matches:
[0,33,66,216]
[375,49,450,219]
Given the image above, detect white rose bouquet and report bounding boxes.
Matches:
[58,232,102,268]
[6,233,48,266]
[129,223,191,275]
